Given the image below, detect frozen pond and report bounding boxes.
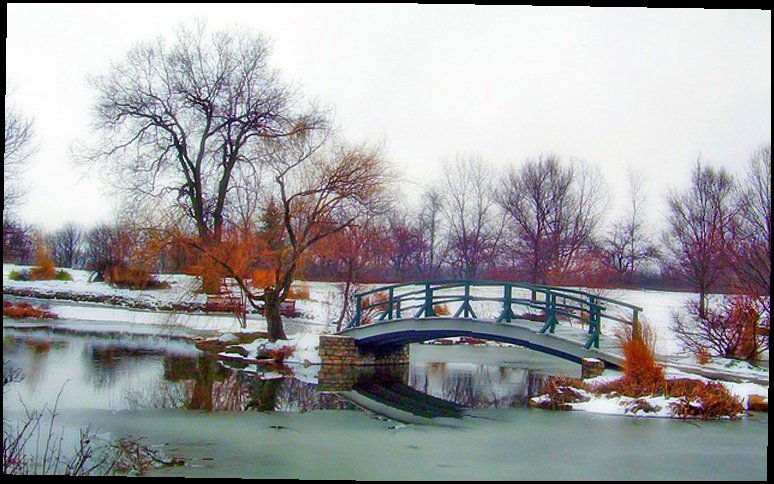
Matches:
[2,323,768,479]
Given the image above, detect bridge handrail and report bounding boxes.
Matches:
[349,279,643,350]
[530,284,644,312]
[355,280,609,310]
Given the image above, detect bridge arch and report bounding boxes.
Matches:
[339,280,644,368]
[340,317,619,367]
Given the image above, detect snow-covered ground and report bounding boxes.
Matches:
[3,264,769,382]
[4,264,769,422]
[530,366,768,418]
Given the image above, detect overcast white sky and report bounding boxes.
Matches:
[6,4,771,231]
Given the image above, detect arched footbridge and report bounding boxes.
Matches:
[338,280,644,368]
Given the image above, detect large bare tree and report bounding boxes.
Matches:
[51,222,84,268]
[187,134,394,340]
[733,144,771,315]
[662,159,738,317]
[85,21,323,290]
[4,94,36,214]
[604,167,659,277]
[418,186,444,278]
[440,156,504,279]
[498,154,607,284]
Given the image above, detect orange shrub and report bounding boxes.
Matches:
[360,293,390,325]
[105,264,170,290]
[668,381,744,420]
[532,376,590,410]
[433,303,451,316]
[616,323,665,397]
[30,238,56,281]
[267,345,295,363]
[287,283,310,300]
[3,301,58,319]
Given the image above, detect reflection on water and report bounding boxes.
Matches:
[4,328,555,420]
[3,327,768,480]
[410,362,548,409]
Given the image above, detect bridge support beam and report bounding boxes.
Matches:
[319,335,410,367]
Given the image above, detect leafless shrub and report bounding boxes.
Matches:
[672,295,769,364]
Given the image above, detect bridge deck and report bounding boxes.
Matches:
[341,317,637,368]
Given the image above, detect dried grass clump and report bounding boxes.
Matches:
[3,301,59,320]
[533,376,590,410]
[29,240,56,281]
[360,293,390,325]
[267,345,295,363]
[616,322,665,397]
[105,264,170,290]
[433,303,451,316]
[668,381,744,420]
[287,283,310,300]
[54,269,73,281]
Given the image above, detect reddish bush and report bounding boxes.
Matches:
[104,263,170,290]
[3,300,58,319]
[267,345,295,363]
[433,303,451,316]
[672,295,769,364]
[29,238,56,281]
[616,323,665,397]
[532,376,590,410]
[359,293,390,325]
[668,381,744,420]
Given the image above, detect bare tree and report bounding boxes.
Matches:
[384,210,426,281]
[50,222,84,268]
[498,154,607,284]
[4,93,36,213]
[84,21,323,291]
[2,219,34,264]
[186,135,394,340]
[604,167,659,277]
[327,216,389,330]
[732,144,771,316]
[440,156,504,279]
[662,159,738,317]
[418,186,444,278]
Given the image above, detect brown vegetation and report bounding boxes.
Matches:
[530,377,590,411]
[672,295,769,364]
[3,300,58,319]
[29,238,56,281]
[104,263,170,290]
[615,322,665,397]
[433,303,451,316]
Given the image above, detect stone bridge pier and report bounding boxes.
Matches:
[318,335,409,367]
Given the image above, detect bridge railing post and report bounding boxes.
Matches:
[464,282,470,318]
[387,288,394,320]
[497,283,514,323]
[540,291,558,334]
[632,308,641,334]
[587,295,596,335]
[423,283,436,318]
[585,304,601,349]
[354,294,362,327]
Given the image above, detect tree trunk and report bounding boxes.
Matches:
[698,287,707,319]
[202,269,222,295]
[263,287,288,341]
[189,354,216,411]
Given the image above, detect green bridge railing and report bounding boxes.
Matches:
[346,280,643,350]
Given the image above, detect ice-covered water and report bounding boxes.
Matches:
[2,325,768,479]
